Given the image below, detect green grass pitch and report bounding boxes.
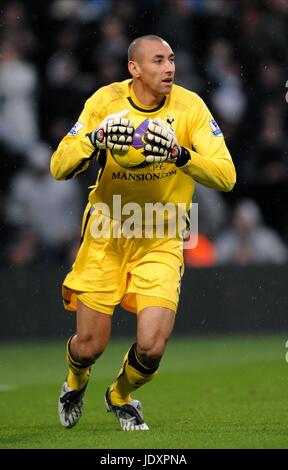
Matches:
[0,335,287,449]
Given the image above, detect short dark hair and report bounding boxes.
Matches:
[128,35,166,61]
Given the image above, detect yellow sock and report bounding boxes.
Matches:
[110,343,158,406]
[66,336,91,391]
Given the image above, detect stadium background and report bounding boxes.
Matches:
[1,0,288,338]
[1,0,288,450]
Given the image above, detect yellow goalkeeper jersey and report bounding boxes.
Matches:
[50,79,236,218]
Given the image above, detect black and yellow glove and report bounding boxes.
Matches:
[87,110,134,152]
[144,118,190,166]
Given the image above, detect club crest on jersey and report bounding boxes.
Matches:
[166,115,175,130]
[210,119,223,137]
[68,121,84,136]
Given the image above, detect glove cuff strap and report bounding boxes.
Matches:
[175,147,191,167]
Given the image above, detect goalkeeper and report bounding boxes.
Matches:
[50,35,236,431]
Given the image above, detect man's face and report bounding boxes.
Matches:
[133,40,175,96]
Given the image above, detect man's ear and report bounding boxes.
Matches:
[128,60,141,78]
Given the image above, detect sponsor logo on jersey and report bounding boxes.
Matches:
[67,121,84,136]
[209,119,223,137]
[111,169,177,181]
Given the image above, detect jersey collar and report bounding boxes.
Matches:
[127,81,166,113]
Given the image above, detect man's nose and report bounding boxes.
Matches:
[164,61,174,73]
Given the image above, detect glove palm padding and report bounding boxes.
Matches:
[87,110,134,152]
[144,118,180,163]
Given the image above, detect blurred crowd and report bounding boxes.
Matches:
[0,0,288,268]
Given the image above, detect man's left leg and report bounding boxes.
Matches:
[105,305,175,430]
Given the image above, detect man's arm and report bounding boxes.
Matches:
[50,99,98,181]
[50,136,97,181]
[176,148,236,193]
[50,98,134,181]
[176,97,236,192]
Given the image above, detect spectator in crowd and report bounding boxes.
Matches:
[0,39,39,153]
[253,103,288,185]
[5,142,82,266]
[214,199,288,265]
[0,0,38,60]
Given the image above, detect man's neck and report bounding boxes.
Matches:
[131,81,165,107]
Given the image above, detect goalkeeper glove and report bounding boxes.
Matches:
[144,118,190,166]
[87,110,134,152]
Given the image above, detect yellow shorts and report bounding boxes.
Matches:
[62,209,184,315]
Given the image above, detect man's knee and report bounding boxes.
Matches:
[136,306,175,368]
[75,335,107,364]
[136,338,166,368]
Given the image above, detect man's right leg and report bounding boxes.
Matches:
[59,299,112,428]
[105,304,175,431]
